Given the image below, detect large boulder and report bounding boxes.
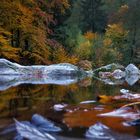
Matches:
[125,64,140,75]
[0,59,89,76]
[93,63,140,85]
[0,59,92,90]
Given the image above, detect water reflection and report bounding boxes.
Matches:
[0,74,139,91]
[93,74,140,86]
[0,76,140,140]
[0,75,83,91]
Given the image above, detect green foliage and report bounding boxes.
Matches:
[75,32,92,60]
[80,0,107,33]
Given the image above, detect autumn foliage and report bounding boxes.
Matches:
[0,0,139,67]
[0,0,73,65]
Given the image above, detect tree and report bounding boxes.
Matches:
[123,0,140,64]
[80,0,107,33]
[105,0,140,64]
[0,27,20,61]
[0,0,70,64]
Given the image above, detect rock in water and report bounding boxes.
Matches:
[14,119,56,140]
[125,74,140,86]
[125,64,140,75]
[112,69,126,79]
[0,58,89,76]
[0,59,23,75]
[125,64,140,85]
[124,119,140,126]
[0,59,93,90]
[85,122,111,140]
[93,63,140,85]
[85,122,139,140]
[31,114,62,132]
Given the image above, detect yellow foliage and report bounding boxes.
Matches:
[50,0,70,14]
[75,40,92,59]
[106,23,128,40]
[0,27,11,45]
[103,38,112,47]
[80,40,91,48]
[53,47,79,65]
[0,27,20,62]
[17,2,33,31]
[84,31,97,40]
[1,46,20,62]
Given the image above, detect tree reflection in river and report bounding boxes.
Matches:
[0,77,140,139]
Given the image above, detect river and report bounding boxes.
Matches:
[0,76,140,140]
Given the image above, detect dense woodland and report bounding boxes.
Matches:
[0,0,140,67]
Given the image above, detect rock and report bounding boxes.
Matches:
[53,104,67,111]
[14,118,56,140]
[93,63,125,74]
[125,64,140,75]
[112,69,126,79]
[0,58,89,76]
[98,69,125,79]
[77,60,92,71]
[120,89,129,94]
[0,59,94,90]
[85,122,139,140]
[0,59,93,90]
[13,114,63,140]
[31,114,62,132]
[93,63,140,85]
[124,119,140,126]
[125,74,140,85]
[99,72,112,78]
[85,122,112,140]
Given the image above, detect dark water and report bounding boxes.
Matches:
[0,77,140,140]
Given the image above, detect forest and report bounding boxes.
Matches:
[0,0,140,67]
[1,1,140,140]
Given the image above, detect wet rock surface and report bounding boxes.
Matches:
[0,59,139,88]
[93,63,140,85]
[85,122,139,140]
[0,59,92,90]
[0,59,90,76]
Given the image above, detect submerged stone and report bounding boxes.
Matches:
[85,122,112,140]
[31,114,62,132]
[124,119,140,126]
[53,104,67,111]
[14,119,56,140]
[85,122,139,140]
[14,114,62,140]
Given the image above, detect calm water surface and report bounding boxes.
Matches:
[0,77,140,140]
